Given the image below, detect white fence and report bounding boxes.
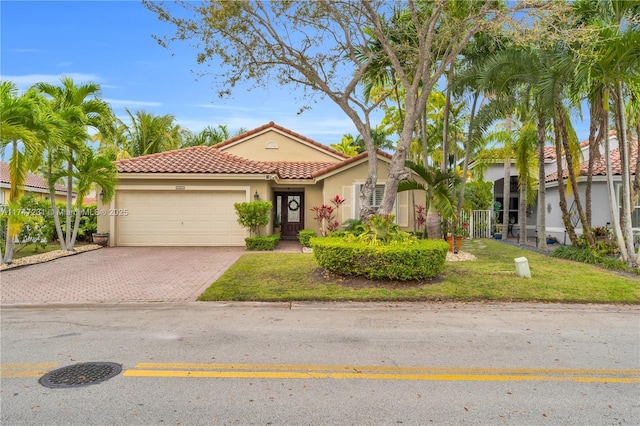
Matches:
[461,210,492,239]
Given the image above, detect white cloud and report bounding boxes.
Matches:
[104,98,162,108]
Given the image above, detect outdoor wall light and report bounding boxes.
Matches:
[254,191,260,201]
[100,190,105,201]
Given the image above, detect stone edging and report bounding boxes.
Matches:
[0,245,103,271]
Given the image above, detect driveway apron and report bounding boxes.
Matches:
[0,247,244,305]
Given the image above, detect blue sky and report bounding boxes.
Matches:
[2,1,590,148]
[1,0,359,145]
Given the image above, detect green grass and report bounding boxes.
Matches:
[198,239,640,304]
[10,244,60,259]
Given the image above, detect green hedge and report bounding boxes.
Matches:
[298,229,317,247]
[245,234,280,251]
[310,237,449,280]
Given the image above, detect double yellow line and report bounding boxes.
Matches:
[123,362,640,384]
[1,363,59,378]
[3,362,638,383]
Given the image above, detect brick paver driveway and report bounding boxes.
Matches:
[0,247,244,305]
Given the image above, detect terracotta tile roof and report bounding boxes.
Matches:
[543,146,557,160]
[116,146,277,174]
[214,121,351,159]
[0,161,68,193]
[269,162,336,179]
[311,149,392,178]
[546,138,638,182]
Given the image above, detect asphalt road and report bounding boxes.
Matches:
[1,302,639,425]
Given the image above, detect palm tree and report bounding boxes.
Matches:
[181,124,230,148]
[70,152,117,245]
[398,161,460,240]
[120,108,182,158]
[331,135,359,156]
[0,82,44,263]
[571,0,640,266]
[36,77,114,251]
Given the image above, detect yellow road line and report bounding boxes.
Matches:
[132,362,640,377]
[0,363,59,378]
[122,369,640,383]
[123,363,640,384]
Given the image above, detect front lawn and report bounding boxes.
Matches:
[198,239,640,304]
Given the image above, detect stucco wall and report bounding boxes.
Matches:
[219,129,343,163]
[321,158,418,231]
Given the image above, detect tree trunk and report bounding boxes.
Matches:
[65,158,73,250]
[553,105,578,245]
[537,115,547,251]
[519,183,527,245]
[559,109,593,247]
[502,114,512,237]
[457,92,478,220]
[585,96,603,229]
[613,82,637,266]
[3,234,15,265]
[441,62,455,174]
[426,204,442,240]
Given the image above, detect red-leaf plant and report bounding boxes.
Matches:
[311,195,345,237]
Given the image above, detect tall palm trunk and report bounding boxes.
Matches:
[65,157,73,250]
[501,114,512,237]
[553,104,579,245]
[3,141,19,264]
[613,82,637,265]
[457,92,479,222]
[559,110,593,247]
[536,115,547,251]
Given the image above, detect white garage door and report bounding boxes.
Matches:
[116,190,247,246]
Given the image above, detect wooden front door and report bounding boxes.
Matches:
[276,192,304,239]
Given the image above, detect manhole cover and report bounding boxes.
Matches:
[39,362,122,389]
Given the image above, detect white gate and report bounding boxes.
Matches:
[461,210,491,239]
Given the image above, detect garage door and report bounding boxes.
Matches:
[116,190,247,246]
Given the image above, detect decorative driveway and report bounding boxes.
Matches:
[0,247,245,305]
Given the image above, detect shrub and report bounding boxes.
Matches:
[357,214,415,246]
[342,218,364,235]
[234,201,272,236]
[245,234,280,251]
[310,237,449,280]
[551,245,635,274]
[298,229,317,247]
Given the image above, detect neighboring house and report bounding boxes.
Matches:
[545,135,638,243]
[97,122,420,247]
[471,132,637,243]
[0,161,73,205]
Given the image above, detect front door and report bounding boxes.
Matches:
[276,192,304,239]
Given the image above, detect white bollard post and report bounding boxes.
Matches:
[514,257,531,278]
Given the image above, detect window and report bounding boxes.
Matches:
[617,184,640,228]
[632,194,640,228]
[356,184,396,216]
[369,185,385,211]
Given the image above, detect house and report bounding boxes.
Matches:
[97,122,419,247]
[472,132,638,243]
[0,161,73,205]
[544,134,638,243]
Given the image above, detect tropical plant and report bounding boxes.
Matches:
[0,82,47,263]
[234,201,272,237]
[310,195,345,237]
[36,77,114,251]
[398,161,460,240]
[181,124,230,148]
